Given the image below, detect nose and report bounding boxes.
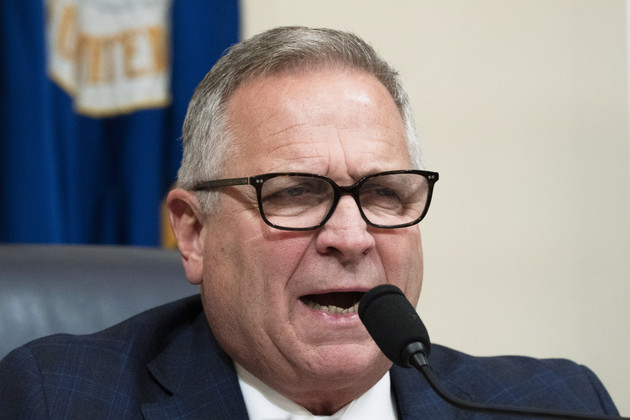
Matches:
[314,195,375,260]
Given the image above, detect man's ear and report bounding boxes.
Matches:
[167,188,206,285]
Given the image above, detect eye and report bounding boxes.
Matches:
[260,177,333,218]
[263,180,324,202]
[374,187,399,198]
[361,182,402,202]
[284,185,309,197]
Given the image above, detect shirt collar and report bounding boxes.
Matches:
[235,363,397,420]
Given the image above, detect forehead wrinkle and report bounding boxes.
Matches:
[298,127,350,181]
[266,136,325,157]
[261,124,339,168]
[270,148,330,175]
[263,122,311,140]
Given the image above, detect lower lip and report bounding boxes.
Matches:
[290,300,371,346]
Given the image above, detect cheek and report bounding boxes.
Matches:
[379,229,423,304]
[199,234,268,351]
[202,228,312,312]
[200,230,314,356]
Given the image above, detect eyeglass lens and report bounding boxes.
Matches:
[258,173,429,229]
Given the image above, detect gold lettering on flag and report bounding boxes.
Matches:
[46,0,172,117]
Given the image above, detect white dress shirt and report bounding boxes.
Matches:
[236,363,398,420]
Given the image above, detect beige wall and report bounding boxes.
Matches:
[240,0,630,414]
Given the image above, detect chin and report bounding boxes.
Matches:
[302,342,392,383]
[289,348,392,414]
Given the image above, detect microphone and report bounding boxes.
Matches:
[359,284,628,420]
[358,283,431,369]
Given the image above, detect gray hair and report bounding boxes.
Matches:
[178,26,422,212]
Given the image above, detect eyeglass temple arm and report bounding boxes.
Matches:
[192,177,251,191]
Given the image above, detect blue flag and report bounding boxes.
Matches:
[0,0,239,245]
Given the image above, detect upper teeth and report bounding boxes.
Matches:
[304,300,359,314]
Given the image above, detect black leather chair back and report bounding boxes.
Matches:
[0,245,197,359]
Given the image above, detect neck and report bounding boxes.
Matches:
[236,359,392,415]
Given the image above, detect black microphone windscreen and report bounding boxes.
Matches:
[359,284,431,367]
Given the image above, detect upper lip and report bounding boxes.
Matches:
[299,285,372,298]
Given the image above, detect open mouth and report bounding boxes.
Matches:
[300,292,365,314]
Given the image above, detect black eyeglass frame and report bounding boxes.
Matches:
[191,169,439,231]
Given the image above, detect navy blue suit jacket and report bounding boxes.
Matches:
[0,295,619,419]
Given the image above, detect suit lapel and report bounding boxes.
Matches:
[391,365,469,420]
[141,313,250,420]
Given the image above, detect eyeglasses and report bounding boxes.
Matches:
[191,170,439,231]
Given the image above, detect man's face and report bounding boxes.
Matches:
[197,68,423,411]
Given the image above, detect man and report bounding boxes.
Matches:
[0,27,620,418]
